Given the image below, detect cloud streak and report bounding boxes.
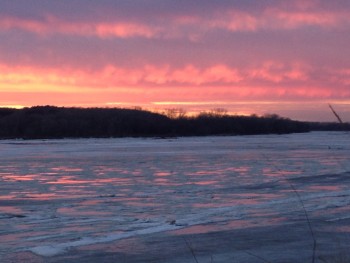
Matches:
[1,62,349,99]
[0,15,158,38]
[1,2,350,40]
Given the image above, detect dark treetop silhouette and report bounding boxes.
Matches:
[0,106,348,139]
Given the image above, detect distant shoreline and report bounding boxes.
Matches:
[0,106,349,139]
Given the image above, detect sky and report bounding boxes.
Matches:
[0,0,350,122]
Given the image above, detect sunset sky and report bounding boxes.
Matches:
[1,0,350,122]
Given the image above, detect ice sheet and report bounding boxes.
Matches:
[0,132,350,258]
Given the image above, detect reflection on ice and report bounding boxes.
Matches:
[51,166,83,172]
[309,185,342,191]
[0,132,349,257]
[154,171,172,177]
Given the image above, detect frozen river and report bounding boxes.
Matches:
[1,132,350,262]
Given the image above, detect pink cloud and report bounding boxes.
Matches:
[94,23,157,38]
[0,15,158,38]
[272,11,339,28]
[0,16,47,34]
[94,64,243,86]
[1,5,349,41]
[209,11,259,32]
[1,62,349,102]
[248,61,310,83]
[212,9,350,33]
[333,69,350,85]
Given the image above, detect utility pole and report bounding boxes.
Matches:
[328,104,343,123]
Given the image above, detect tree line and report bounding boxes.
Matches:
[0,106,347,139]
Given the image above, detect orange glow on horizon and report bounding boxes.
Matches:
[1,61,350,122]
[2,62,347,94]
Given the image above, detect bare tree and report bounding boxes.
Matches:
[164,108,187,119]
